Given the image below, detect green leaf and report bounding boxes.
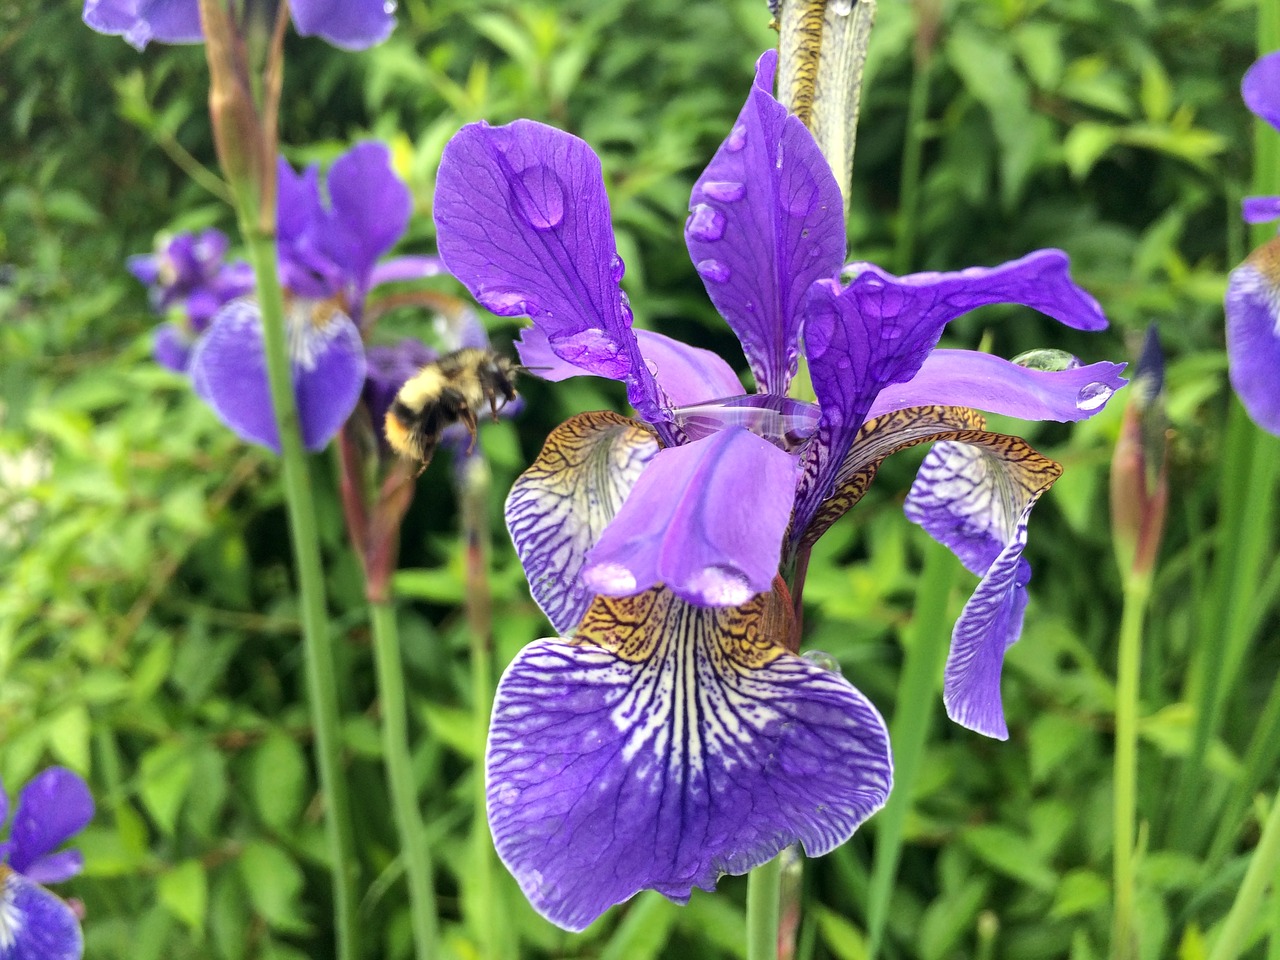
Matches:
[1064,123,1119,179]
[45,703,91,772]
[238,840,311,934]
[598,891,678,960]
[961,825,1057,891]
[1050,869,1110,918]
[158,859,208,934]
[816,905,869,960]
[252,733,309,833]
[421,703,481,759]
[139,741,195,835]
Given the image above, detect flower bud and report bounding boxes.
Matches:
[1110,326,1168,581]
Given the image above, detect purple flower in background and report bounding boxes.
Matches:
[0,768,95,960]
[433,50,1123,928]
[1225,50,1280,436]
[82,0,396,51]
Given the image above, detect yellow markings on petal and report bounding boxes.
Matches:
[521,410,658,494]
[574,583,796,670]
[1248,234,1280,283]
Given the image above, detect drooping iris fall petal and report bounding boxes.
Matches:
[0,867,84,960]
[3,770,94,885]
[1225,238,1280,436]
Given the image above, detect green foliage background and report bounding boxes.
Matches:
[1,0,1277,958]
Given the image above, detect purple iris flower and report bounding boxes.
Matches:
[132,142,442,454]
[82,0,395,52]
[434,50,1123,929]
[0,768,95,960]
[1225,50,1280,436]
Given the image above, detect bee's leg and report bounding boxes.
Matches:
[460,405,479,453]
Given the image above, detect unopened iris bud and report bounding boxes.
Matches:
[1110,326,1168,581]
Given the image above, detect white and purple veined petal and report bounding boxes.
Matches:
[582,427,798,608]
[685,50,846,396]
[0,867,83,960]
[486,587,892,931]
[904,437,1062,739]
[1225,238,1280,436]
[189,297,367,453]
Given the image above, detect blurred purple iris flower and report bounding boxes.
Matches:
[82,0,395,51]
[433,50,1123,929]
[1225,50,1280,436]
[132,142,444,453]
[0,768,94,960]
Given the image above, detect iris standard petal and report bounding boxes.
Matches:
[83,0,202,50]
[866,350,1127,423]
[1242,51,1280,133]
[904,437,1062,739]
[368,255,446,288]
[796,249,1104,544]
[506,412,661,634]
[189,298,367,453]
[0,867,83,960]
[686,50,845,396]
[1225,239,1280,436]
[5,769,93,881]
[434,120,666,430]
[315,143,412,292]
[289,0,396,49]
[153,324,194,373]
[583,427,797,607]
[1242,195,1280,225]
[486,587,892,932]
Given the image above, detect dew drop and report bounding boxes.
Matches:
[609,253,626,283]
[803,650,841,673]
[1076,381,1113,411]
[1012,348,1081,372]
[696,259,732,283]
[513,163,566,231]
[477,288,539,317]
[686,203,727,242]
[702,180,747,203]
[549,328,628,378]
[831,0,853,14]
[726,124,747,152]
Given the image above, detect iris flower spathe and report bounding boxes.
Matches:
[0,768,95,960]
[433,51,1124,930]
[1225,49,1280,436]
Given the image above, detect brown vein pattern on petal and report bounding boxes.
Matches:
[505,411,660,635]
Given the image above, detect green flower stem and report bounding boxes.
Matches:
[1207,790,1280,960]
[867,542,959,958]
[747,853,784,960]
[1111,570,1151,960]
[370,599,440,960]
[240,222,360,960]
[460,456,501,959]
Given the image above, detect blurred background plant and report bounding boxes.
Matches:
[0,0,1275,958]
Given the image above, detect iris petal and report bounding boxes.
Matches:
[904,437,1062,739]
[796,249,1105,545]
[315,143,412,296]
[0,867,83,960]
[583,427,797,607]
[866,350,1127,423]
[486,587,892,932]
[1242,51,1280,134]
[1225,241,1280,436]
[686,50,845,395]
[435,121,666,430]
[1242,196,1280,225]
[5,769,93,882]
[506,412,661,634]
[289,0,395,50]
[82,0,203,50]
[189,299,366,453]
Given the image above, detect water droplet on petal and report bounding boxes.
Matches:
[513,164,565,231]
[609,253,626,283]
[831,0,853,14]
[1076,381,1113,411]
[803,649,842,673]
[477,288,540,317]
[686,203,727,242]
[1012,348,1082,372]
[549,328,628,378]
[696,259,732,283]
[619,291,634,323]
[702,181,747,203]
[726,124,747,152]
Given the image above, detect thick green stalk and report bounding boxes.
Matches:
[240,223,360,960]
[1207,791,1280,960]
[867,543,959,957]
[1111,572,1151,960]
[370,599,440,960]
[747,854,784,960]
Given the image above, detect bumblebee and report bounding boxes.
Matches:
[385,348,520,470]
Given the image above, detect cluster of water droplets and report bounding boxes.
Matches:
[1011,347,1114,412]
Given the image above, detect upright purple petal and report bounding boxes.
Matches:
[189,298,367,453]
[1242,196,1280,225]
[315,143,412,294]
[583,428,797,607]
[289,0,396,50]
[794,250,1105,544]
[434,120,667,432]
[487,588,891,931]
[1225,240,1280,435]
[506,412,660,634]
[83,0,203,50]
[905,437,1061,739]
[0,868,83,960]
[369,255,446,288]
[866,350,1127,423]
[686,51,845,395]
[277,159,322,249]
[1242,51,1280,134]
[153,324,194,373]
[5,769,93,882]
